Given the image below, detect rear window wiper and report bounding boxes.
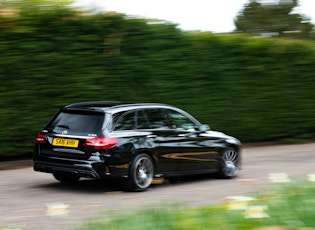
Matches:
[56,124,70,129]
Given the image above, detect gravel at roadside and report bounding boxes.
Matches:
[0,159,32,170]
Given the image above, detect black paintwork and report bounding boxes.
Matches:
[33,102,241,181]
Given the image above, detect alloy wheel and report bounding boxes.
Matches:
[222,149,239,178]
[133,155,154,189]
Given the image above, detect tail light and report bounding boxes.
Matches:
[84,137,118,149]
[35,132,48,144]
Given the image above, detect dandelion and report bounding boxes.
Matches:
[307,174,315,182]
[225,196,256,210]
[269,173,291,183]
[243,205,269,219]
[45,202,70,217]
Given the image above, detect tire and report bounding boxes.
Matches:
[217,148,240,179]
[53,172,80,183]
[126,154,154,192]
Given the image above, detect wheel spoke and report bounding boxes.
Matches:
[133,156,153,189]
[222,149,239,177]
[224,150,238,162]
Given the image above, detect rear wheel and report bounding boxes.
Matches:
[53,172,80,183]
[126,154,154,192]
[218,148,240,179]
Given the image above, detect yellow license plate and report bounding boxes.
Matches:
[52,138,79,148]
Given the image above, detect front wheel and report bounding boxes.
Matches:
[218,148,240,179]
[126,154,154,192]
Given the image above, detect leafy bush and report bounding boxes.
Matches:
[1,1,315,158]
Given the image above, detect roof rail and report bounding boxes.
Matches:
[109,102,169,109]
[65,101,122,108]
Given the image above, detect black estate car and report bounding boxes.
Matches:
[34,101,241,191]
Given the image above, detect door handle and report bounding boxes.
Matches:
[147,135,157,138]
[178,133,190,137]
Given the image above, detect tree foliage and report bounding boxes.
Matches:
[234,0,314,38]
[1,0,315,158]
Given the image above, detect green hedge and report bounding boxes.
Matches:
[1,4,315,158]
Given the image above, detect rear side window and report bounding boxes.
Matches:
[136,110,150,129]
[47,111,105,133]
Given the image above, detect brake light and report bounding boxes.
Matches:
[35,132,48,144]
[84,137,118,149]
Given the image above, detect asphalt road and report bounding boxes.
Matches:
[1,142,315,230]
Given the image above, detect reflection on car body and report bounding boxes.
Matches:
[34,101,241,191]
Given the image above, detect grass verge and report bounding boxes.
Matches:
[78,179,315,230]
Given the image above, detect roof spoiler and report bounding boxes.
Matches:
[65,101,122,108]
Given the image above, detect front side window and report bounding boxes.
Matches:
[166,109,196,131]
[145,109,172,129]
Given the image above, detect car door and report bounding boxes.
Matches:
[138,108,181,174]
[111,109,184,175]
[142,108,218,175]
[163,108,219,173]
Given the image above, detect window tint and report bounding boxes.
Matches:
[166,109,196,131]
[113,111,136,131]
[136,110,150,129]
[48,111,104,133]
[145,109,171,129]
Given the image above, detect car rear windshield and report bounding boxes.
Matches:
[46,110,105,133]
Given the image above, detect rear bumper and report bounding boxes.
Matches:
[33,154,131,179]
[33,154,110,179]
[34,161,102,178]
